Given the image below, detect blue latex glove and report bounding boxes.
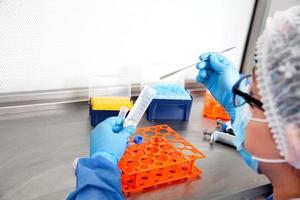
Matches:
[196,52,240,122]
[90,116,136,165]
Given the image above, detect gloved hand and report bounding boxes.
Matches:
[90,116,136,165]
[196,52,240,122]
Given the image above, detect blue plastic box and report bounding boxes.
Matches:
[89,96,133,127]
[147,95,193,121]
[89,105,119,127]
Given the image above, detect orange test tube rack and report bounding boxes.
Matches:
[119,125,205,196]
[202,90,230,120]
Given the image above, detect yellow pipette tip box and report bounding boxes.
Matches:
[90,96,133,126]
[91,96,133,110]
[88,75,132,126]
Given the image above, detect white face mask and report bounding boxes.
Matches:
[232,104,252,150]
[249,115,288,164]
[232,104,287,173]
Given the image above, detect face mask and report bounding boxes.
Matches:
[232,104,287,173]
[232,104,252,150]
[239,147,260,173]
[240,146,288,173]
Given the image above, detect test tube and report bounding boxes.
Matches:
[118,106,129,118]
[124,86,157,127]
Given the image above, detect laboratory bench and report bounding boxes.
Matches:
[0,96,271,200]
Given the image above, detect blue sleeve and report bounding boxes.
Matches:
[266,194,273,200]
[67,156,124,200]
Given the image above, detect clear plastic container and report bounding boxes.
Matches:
[89,75,131,99]
[141,72,189,100]
[141,70,185,91]
[124,86,157,127]
[118,106,129,118]
[89,75,133,126]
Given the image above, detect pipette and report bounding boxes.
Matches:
[203,130,235,146]
[123,86,157,127]
[160,46,236,80]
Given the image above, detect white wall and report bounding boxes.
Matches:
[0,0,255,93]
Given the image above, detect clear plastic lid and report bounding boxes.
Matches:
[88,75,131,99]
[140,69,190,99]
[141,69,185,89]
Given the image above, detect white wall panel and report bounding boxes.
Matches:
[0,0,255,93]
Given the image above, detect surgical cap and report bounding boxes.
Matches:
[255,5,300,169]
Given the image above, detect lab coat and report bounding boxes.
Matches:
[67,156,123,200]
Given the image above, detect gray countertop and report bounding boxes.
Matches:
[0,96,269,200]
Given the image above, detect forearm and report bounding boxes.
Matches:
[67,155,123,200]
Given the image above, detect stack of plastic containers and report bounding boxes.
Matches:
[89,76,133,126]
[202,90,230,120]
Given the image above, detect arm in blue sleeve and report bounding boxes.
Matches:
[67,155,124,200]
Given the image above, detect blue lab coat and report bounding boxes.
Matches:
[67,156,123,200]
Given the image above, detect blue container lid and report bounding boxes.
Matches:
[133,135,143,144]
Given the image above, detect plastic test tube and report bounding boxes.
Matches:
[118,106,129,118]
[123,86,157,127]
